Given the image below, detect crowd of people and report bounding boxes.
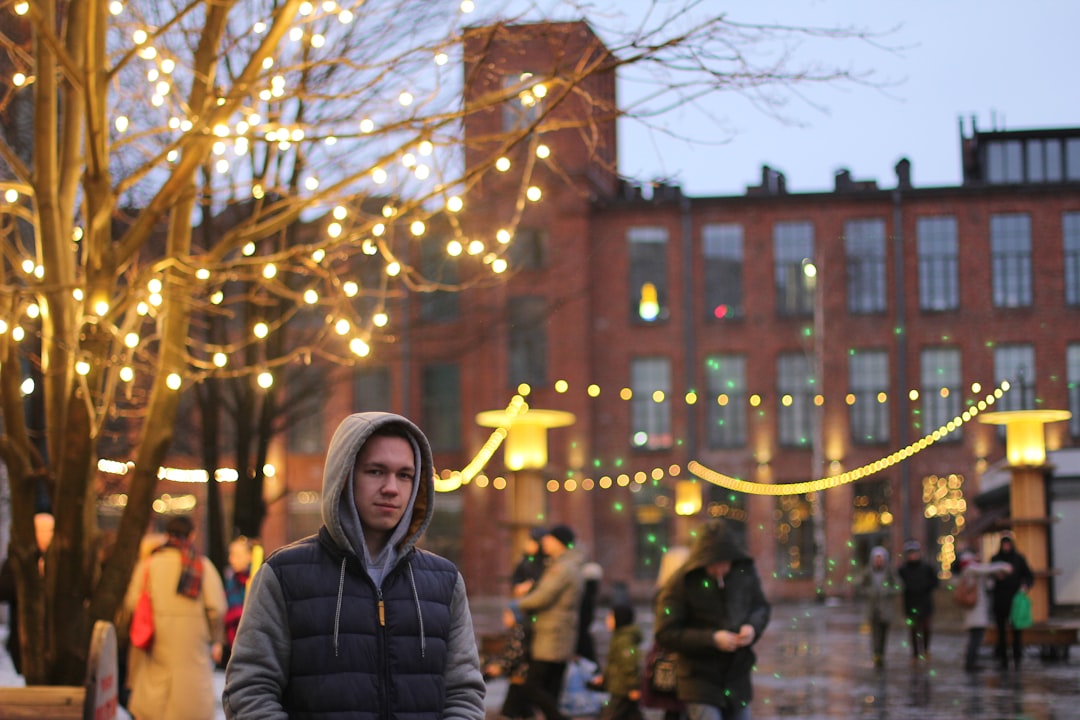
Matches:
[0,410,1048,720]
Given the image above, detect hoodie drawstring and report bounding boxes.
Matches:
[333,557,347,657]
[407,560,426,658]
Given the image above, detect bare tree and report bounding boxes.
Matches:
[0,0,879,684]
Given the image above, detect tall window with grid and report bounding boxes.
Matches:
[774,221,814,316]
[629,226,669,322]
[920,348,962,441]
[704,354,747,448]
[703,223,744,320]
[916,216,959,311]
[849,350,890,444]
[777,352,813,447]
[994,344,1036,412]
[1068,344,1080,438]
[990,214,1032,308]
[631,357,672,450]
[1065,212,1080,307]
[845,219,887,314]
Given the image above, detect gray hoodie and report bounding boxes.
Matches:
[222,412,485,718]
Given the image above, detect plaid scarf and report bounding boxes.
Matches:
[160,535,203,599]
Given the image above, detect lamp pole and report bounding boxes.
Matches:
[803,259,827,600]
[979,408,1071,623]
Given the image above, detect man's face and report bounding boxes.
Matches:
[541,534,564,557]
[353,435,415,539]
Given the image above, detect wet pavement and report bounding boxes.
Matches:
[482,599,1080,720]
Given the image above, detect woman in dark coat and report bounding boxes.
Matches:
[654,520,770,719]
[500,527,548,719]
[990,533,1034,669]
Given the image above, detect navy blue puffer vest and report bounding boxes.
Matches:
[268,528,458,719]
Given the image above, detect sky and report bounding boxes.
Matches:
[573,0,1080,195]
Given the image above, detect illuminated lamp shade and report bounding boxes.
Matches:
[675,480,702,516]
[979,409,1072,466]
[476,407,575,471]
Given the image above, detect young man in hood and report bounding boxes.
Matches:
[654,519,770,720]
[223,412,485,719]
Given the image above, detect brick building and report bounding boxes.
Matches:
[183,21,1080,604]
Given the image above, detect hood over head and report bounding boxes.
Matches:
[683,519,751,571]
[870,546,890,564]
[321,412,435,569]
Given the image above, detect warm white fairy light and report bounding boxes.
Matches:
[6,189,20,203]
[20,378,33,395]
[401,153,417,168]
[349,338,370,357]
[373,312,388,327]
[496,229,511,244]
[434,52,448,65]
[209,292,223,305]
[242,242,256,256]
[108,1,124,15]
[12,327,24,342]
[372,223,385,237]
[360,118,375,133]
[148,292,163,307]
[492,258,508,273]
[124,333,139,348]
[213,352,228,368]
[311,34,325,49]
[467,240,484,255]
[334,319,350,335]
[447,196,463,212]
[526,186,542,201]
[253,21,267,33]
[304,177,319,190]
[447,240,462,256]
[410,221,425,236]
[20,259,33,274]
[536,144,551,159]
[339,9,354,23]
[495,157,511,172]
[460,0,475,12]
[372,167,387,184]
[303,289,318,304]
[165,373,182,390]
[253,322,269,338]
[119,366,134,382]
[75,360,91,376]
[215,159,230,174]
[386,261,401,276]
[263,264,277,279]
[327,222,342,238]
[342,281,359,297]
[399,92,414,106]
[257,372,274,389]
[414,164,430,180]
[25,304,39,319]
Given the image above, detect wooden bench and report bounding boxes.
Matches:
[984,621,1079,660]
[0,621,119,720]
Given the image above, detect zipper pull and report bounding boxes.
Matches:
[378,599,385,626]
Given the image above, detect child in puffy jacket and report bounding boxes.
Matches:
[593,604,644,720]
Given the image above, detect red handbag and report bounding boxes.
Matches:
[130,564,154,650]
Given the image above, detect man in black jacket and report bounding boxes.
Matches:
[897,539,939,661]
[654,520,770,720]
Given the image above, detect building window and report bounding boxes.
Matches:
[502,72,542,132]
[1068,344,1080,437]
[849,350,890,444]
[633,501,670,580]
[986,140,1023,183]
[422,363,461,452]
[704,354,746,448]
[702,223,743,320]
[920,347,962,441]
[777,352,812,448]
[629,227,669,322]
[774,493,815,580]
[774,222,814,316]
[631,357,672,450]
[994,344,1036,412]
[1065,212,1080,307]
[419,235,460,323]
[851,478,892,563]
[1067,138,1080,181]
[990,214,1032,308]
[916,216,959,311]
[508,227,547,271]
[508,295,547,388]
[844,219,887,314]
[354,365,391,411]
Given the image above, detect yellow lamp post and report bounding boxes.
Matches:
[476,405,575,559]
[674,480,703,517]
[979,409,1072,623]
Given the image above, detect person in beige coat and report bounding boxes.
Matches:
[124,516,227,720]
[514,524,584,720]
